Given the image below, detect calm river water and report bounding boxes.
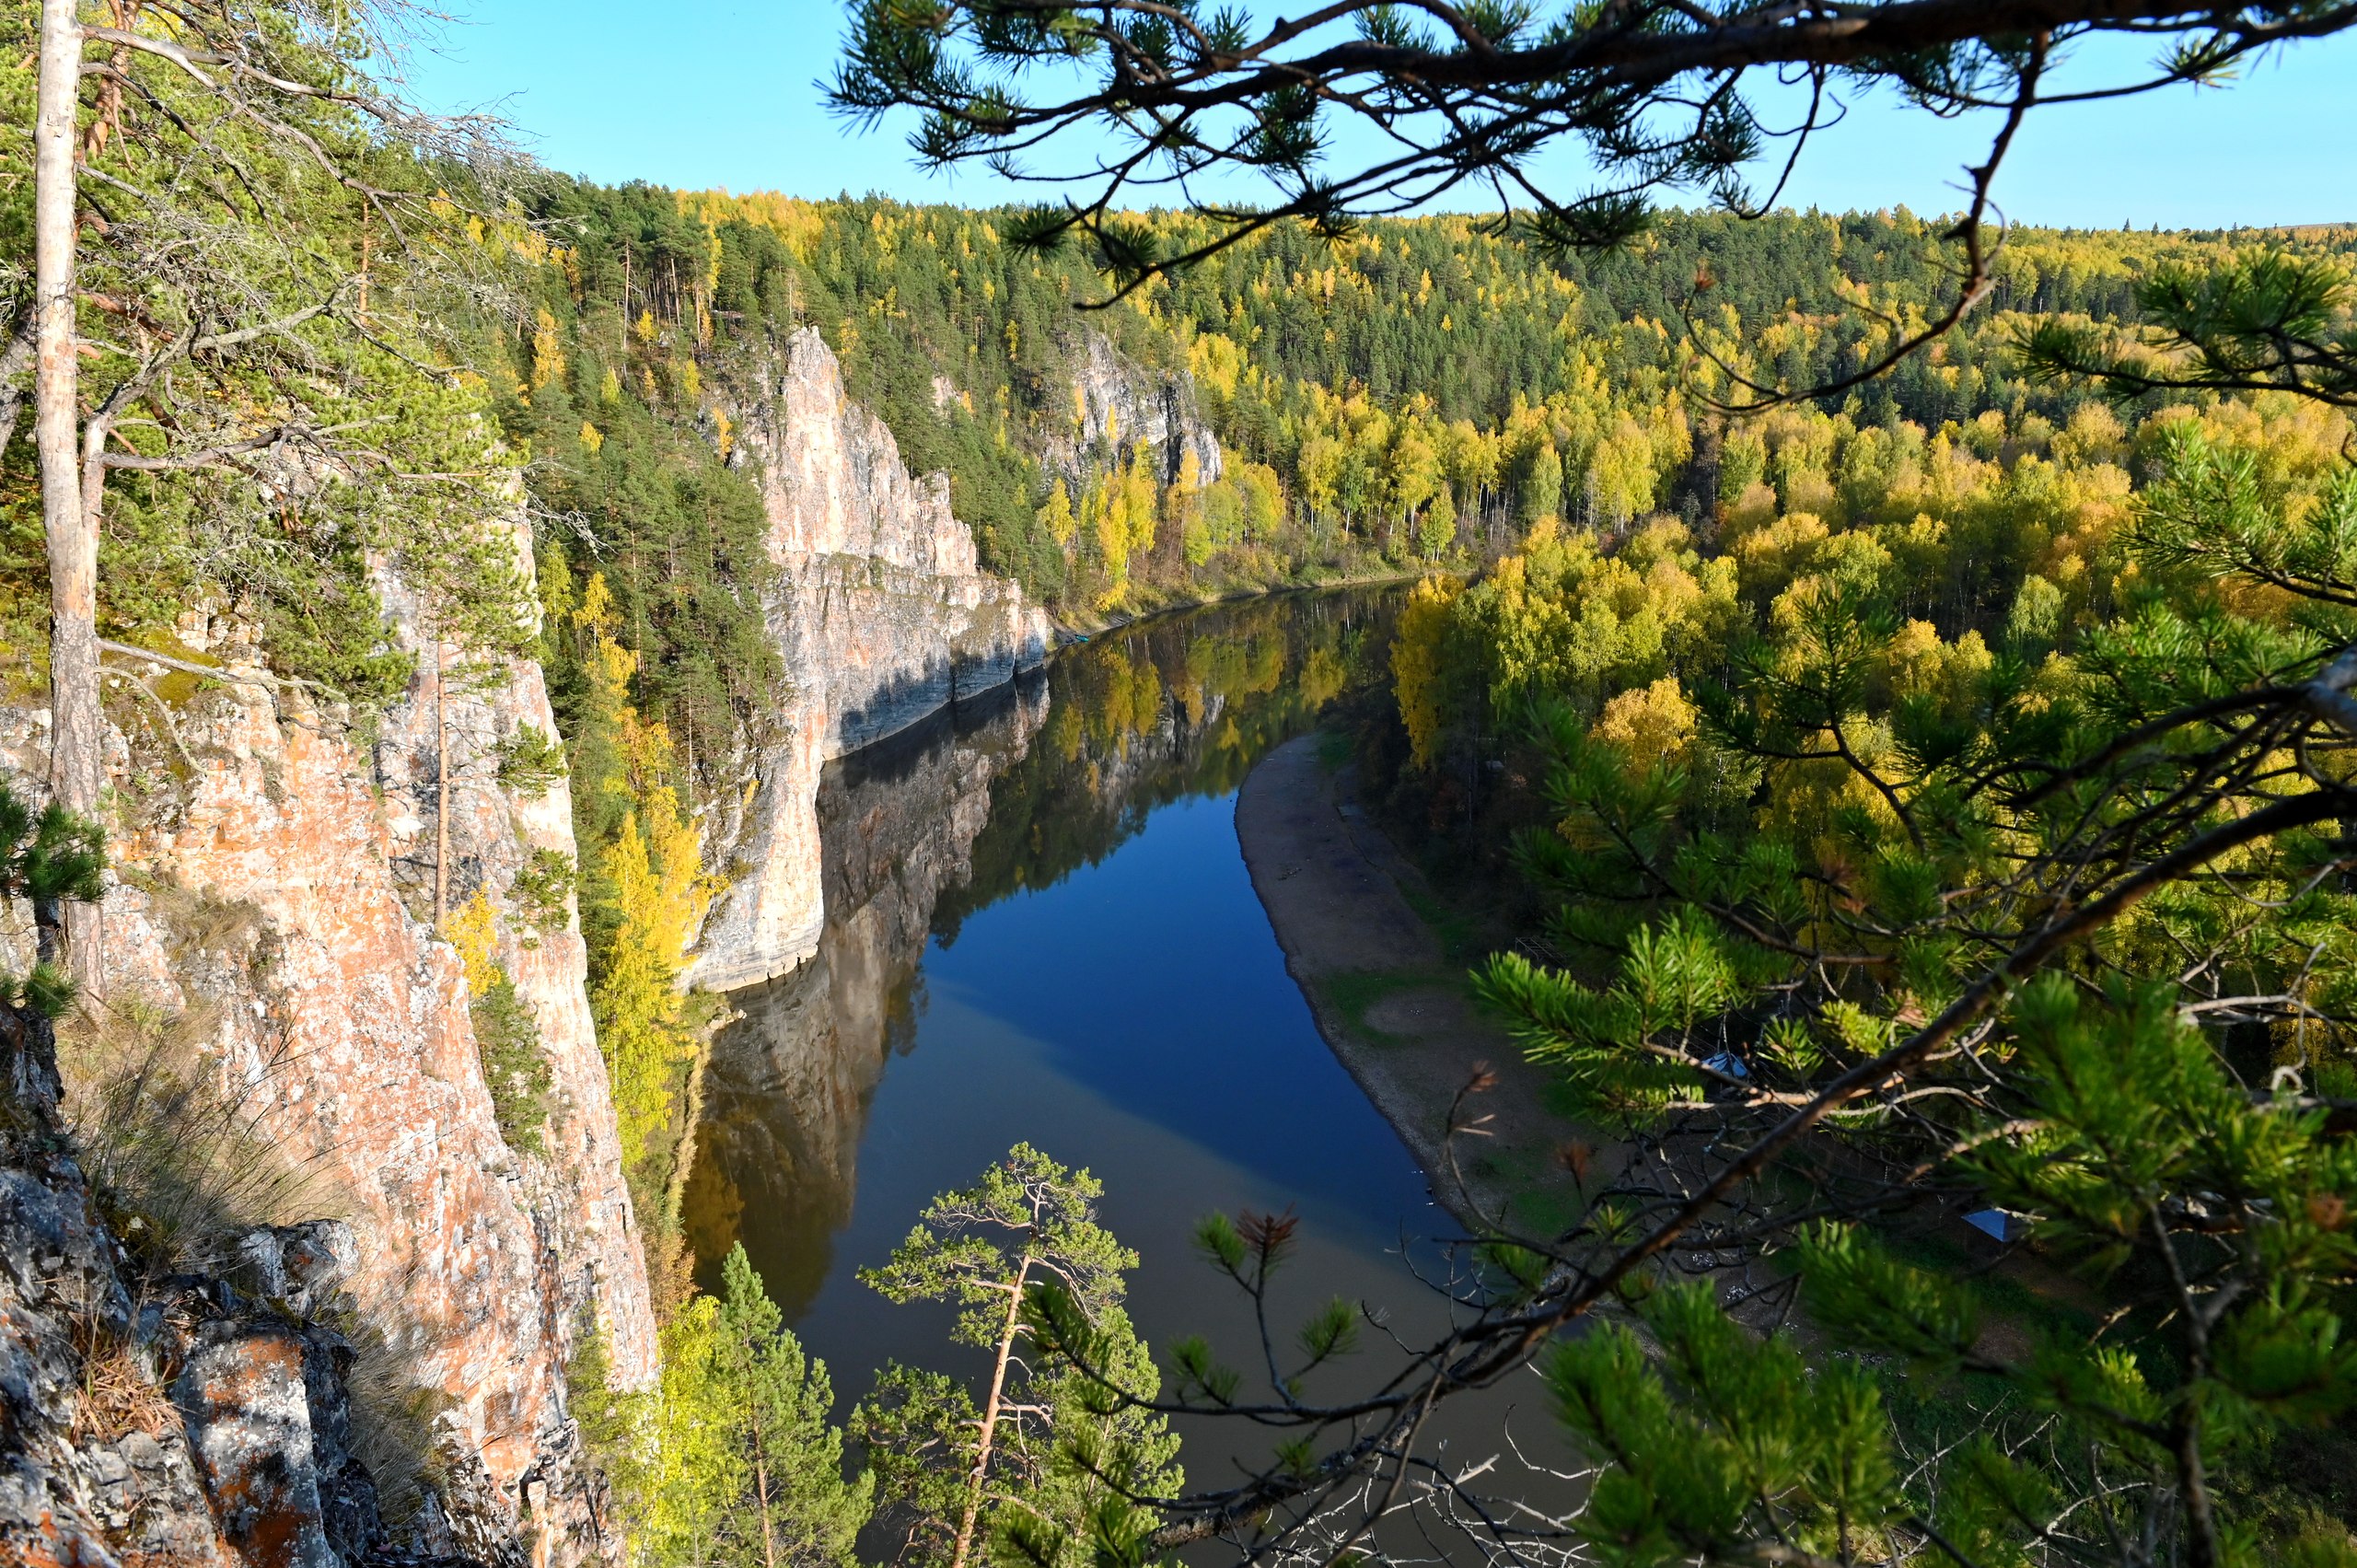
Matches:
[681,586,1572,1520]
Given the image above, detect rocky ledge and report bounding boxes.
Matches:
[0,1001,487,1568]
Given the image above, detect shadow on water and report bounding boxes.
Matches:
[679,585,1584,1537]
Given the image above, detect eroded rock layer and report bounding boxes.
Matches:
[3,543,656,1565]
[691,328,1052,992]
[1044,329,1224,491]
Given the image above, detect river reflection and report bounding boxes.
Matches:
[680,587,1574,1526]
[679,671,1051,1318]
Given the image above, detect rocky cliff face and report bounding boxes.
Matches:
[0,928,511,1567]
[1043,330,1224,491]
[682,681,1046,1316]
[691,328,1053,993]
[1,542,657,1565]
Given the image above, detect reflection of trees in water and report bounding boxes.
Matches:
[935,588,1399,946]
[683,586,1399,1318]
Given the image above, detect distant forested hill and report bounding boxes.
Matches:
[496,181,2357,620]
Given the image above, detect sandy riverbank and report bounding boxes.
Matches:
[1234,733,1587,1237]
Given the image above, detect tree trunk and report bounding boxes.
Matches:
[2176,1418,2219,1568]
[37,0,99,987]
[434,638,450,926]
[751,1402,777,1568]
[951,1254,1033,1568]
[36,0,88,811]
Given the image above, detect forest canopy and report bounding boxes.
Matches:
[9,0,2357,1562]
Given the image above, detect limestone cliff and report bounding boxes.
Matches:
[1,543,657,1563]
[1042,330,1223,491]
[690,328,1052,993]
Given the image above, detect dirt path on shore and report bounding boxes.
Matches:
[1235,734,1588,1237]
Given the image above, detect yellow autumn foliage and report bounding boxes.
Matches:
[1589,677,1696,777]
[572,569,719,1175]
[531,308,566,391]
[598,785,715,1169]
[445,889,503,1000]
[1392,575,1464,771]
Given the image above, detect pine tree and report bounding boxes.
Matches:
[714,1247,872,1568]
[855,1146,1179,1568]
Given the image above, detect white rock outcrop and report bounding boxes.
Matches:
[1043,329,1223,490]
[691,328,1051,993]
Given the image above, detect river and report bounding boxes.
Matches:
[680,586,1575,1546]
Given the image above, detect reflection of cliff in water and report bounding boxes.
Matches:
[935,588,1398,943]
[682,675,1050,1313]
[683,587,1399,1316]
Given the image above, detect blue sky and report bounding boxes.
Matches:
[396,1,2357,229]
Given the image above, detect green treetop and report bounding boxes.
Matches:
[857,1144,1180,1568]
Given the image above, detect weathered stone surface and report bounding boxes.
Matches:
[1042,329,1223,491]
[173,1321,343,1568]
[691,329,1052,992]
[0,1167,131,1342]
[0,1015,270,1563]
[733,326,981,576]
[0,528,653,1565]
[234,1222,357,1320]
[0,1063,135,1568]
[375,560,660,1411]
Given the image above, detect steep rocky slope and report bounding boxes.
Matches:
[0,292,1167,1568]
[0,998,419,1568]
[1,543,656,1565]
[690,328,1053,992]
[1042,330,1224,491]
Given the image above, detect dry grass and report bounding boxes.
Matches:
[57,996,333,1287]
[339,1312,446,1529]
[68,1311,184,1445]
[129,877,270,971]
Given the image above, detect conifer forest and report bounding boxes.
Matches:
[6,5,2357,1568]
